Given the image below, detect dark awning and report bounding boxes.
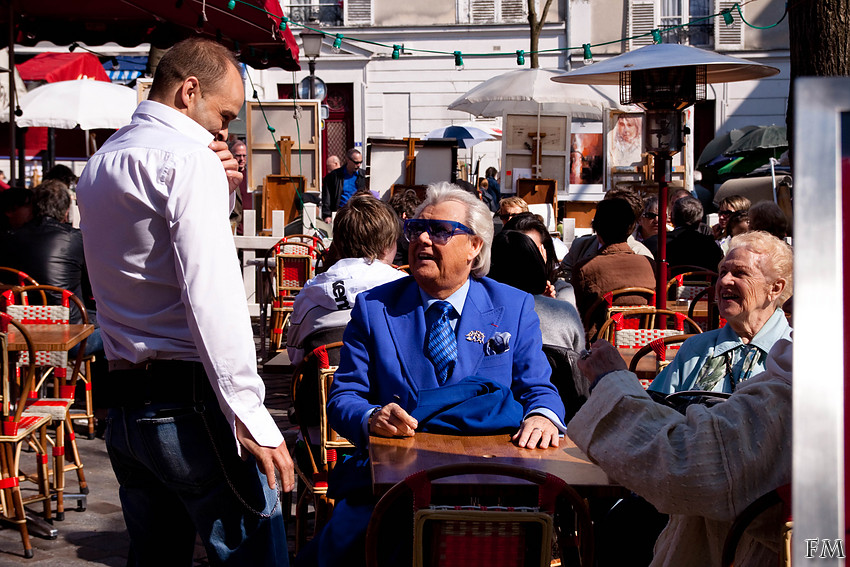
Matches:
[3,0,300,71]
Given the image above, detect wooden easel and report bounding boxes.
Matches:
[528,132,547,178]
[279,136,294,176]
[404,137,419,185]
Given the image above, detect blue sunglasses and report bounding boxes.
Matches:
[403,219,475,245]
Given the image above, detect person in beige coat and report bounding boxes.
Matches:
[569,338,791,567]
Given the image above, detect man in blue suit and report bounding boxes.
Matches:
[328,182,566,449]
[299,183,566,567]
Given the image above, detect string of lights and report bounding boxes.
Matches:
[225,0,787,67]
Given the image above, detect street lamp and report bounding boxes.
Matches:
[552,43,778,310]
[299,29,326,100]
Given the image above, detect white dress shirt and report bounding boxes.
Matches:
[76,100,282,449]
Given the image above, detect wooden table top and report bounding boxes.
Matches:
[7,323,94,352]
[370,432,623,498]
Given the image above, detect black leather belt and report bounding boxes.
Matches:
[102,360,213,408]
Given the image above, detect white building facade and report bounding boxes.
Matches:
[246,0,789,188]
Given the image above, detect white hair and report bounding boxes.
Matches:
[415,182,494,277]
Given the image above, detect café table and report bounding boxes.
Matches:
[7,323,94,353]
[370,432,626,499]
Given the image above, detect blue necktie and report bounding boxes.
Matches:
[426,301,457,384]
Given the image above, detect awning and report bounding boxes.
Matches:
[18,52,110,83]
[4,0,300,71]
[107,69,144,83]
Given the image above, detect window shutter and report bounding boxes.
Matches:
[628,0,658,51]
[715,0,744,49]
[345,0,372,25]
[471,0,496,23]
[500,0,527,22]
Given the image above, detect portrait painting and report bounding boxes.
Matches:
[609,113,644,168]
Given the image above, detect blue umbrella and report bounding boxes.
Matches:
[425,125,496,149]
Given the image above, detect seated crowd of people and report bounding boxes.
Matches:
[289,178,792,567]
[2,165,793,566]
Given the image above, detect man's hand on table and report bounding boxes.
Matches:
[512,415,560,449]
[369,403,418,437]
[235,418,295,492]
[576,340,628,396]
[209,140,243,194]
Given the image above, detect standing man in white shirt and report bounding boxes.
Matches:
[76,38,293,566]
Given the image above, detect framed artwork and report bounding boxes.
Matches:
[609,113,644,169]
[568,120,604,199]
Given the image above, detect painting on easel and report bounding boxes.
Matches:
[570,121,604,187]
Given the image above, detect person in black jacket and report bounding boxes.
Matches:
[321,148,366,222]
[0,180,94,325]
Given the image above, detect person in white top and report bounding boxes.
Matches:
[76,38,293,566]
[287,194,405,367]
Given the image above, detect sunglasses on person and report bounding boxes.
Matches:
[718,210,734,217]
[642,211,658,220]
[498,213,516,222]
[403,219,475,245]
[349,159,363,165]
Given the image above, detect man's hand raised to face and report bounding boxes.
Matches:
[210,140,243,194]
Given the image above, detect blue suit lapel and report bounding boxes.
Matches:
[454,279,504,381]
[384,279,433,393]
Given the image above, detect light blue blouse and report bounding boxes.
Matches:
[647,309,792,394]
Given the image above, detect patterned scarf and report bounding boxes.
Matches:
[694,343,765,392]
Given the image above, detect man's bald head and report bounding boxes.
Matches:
[149,38,241,103]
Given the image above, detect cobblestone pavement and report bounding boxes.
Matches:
[0,362,298,565]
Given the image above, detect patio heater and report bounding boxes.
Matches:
[552,43,778,310]
[298,30,326,100]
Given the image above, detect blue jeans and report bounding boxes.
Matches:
[105,401,289,566]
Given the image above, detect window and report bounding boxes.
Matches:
[461,0,528,24]
[627,0,743,51]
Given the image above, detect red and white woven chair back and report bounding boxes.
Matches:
[610,310,689,349]
[5,304,70,371]
[614,328,684,349]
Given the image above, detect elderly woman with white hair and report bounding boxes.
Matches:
[648,231,792,394]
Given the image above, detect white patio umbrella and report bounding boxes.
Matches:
[17,79,136,130]
[449,68,630,176]
[448,68,627,120]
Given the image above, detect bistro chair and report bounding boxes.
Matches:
[597,308,703,350]
[721,485,791,567]
[290,340,352,552]
[0,312,52,558]
[0,267,39,288]
[261,238,319,352]
[365,462,594,567]
[627,334,694,389]
[685,286,725,331]
[582,287,656,346]
[666,270,717,302]
[3,285,90,519]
